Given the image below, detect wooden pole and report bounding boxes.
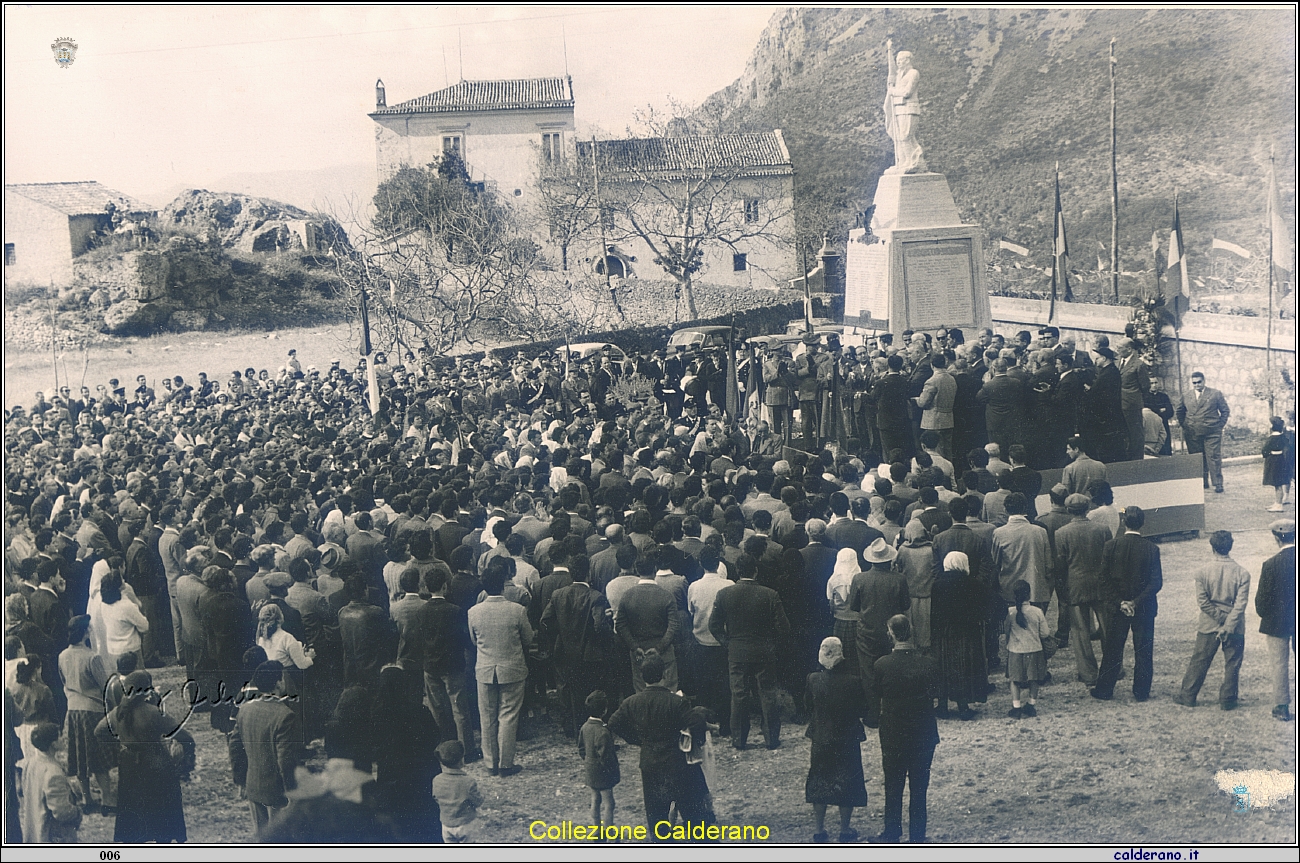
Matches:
[1110,38,1120,303]
[48,284,59,393]
[1267,147,1276,416]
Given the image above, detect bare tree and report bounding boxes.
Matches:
[579,104,796,318]
[328,159,543,355]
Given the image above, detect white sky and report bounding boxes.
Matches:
[4,5,779,199]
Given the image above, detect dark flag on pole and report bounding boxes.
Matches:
[358,287,373,356]
[1050,166,1072,322]
[725,317,740,420]
[1166,195,1190,325]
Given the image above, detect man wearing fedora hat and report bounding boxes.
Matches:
[852,538,911,726]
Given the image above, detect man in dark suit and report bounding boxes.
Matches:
[869,614,940,845]
[827,495,882,570]
[346,511,390,614]
[337,575,397,688]
[1115,338,1150,462]
[1082,347,1126,464]
[951,351,986,470]
[1092,507,1162,701]
[976,358,1025,458]
[615,554,680,692]
[434,498,470,562]
[658,346,686,420]
[608,652,709,834]
[709,553,790,750]
[1257,519,1296,721]
[230,660,304,835]
[852,541,913,726]
[905,340,934,455]
[1176,371,1231,493]
[416,567,478,757]
[874,354,912,462]
[801,519,839,640]
[541,555,612,738]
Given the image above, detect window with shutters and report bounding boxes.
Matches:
[542,132,563,163]
[733,253,748,272]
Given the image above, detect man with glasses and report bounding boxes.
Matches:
[1176,372,1230,493]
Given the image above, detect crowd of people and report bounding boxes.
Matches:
[3,319,1295,845]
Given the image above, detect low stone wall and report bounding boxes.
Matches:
[989,297,1295,433]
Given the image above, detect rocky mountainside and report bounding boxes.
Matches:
[702,8,1296,300]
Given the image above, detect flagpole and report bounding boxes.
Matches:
[1267,146,1275,416]
[1110,38,1120,303]
[1169,193,1185,412]
[1050,163,1059,323]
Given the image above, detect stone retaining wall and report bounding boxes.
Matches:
[989,297,1296,433]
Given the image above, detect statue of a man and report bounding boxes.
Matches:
[883,40,926,174]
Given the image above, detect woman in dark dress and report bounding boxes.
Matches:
[930,552,988,721]
[369,665,442,843]
[804,637,869,843]
[94,670,187,843]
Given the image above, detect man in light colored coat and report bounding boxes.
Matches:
[467,557,534,776]
[156,504,187,660]
[1174,531,1250,710]
[991,492,1052,606]
[915,352,957,460]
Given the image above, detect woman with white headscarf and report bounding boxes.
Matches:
[931,551,988,720]
[826,549,864,674]
[804,637,869,843]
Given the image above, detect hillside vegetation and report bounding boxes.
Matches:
[701,8,1296,303]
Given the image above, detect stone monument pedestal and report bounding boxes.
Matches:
[844,172,991,336]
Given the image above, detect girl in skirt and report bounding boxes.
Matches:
[1004,580,1050,718]
[1262,416,1295,512]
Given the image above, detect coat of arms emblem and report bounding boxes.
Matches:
[51,37,78,69]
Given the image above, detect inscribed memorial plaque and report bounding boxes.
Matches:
[845,239,890,327]
[901,239,975,330]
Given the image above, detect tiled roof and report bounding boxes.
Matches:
[5,181,155,216]
[373,77,573,116]
[576,131,792,178]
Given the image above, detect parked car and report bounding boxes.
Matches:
[667,325,733,352]
[563,342,628,363]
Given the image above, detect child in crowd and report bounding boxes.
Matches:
[1004,580,1051,719]
[578,690,618,839]
[1262,416,1295,512]
[432,740,482,844]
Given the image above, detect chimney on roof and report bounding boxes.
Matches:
[375,79,386,109]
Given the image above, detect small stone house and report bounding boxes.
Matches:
[4,181,155,285]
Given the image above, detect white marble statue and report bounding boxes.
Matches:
[883,40,926,175]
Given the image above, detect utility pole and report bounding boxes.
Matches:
[1110,38,1120,303]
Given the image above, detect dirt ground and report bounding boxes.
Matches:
[67,461,1296,846]
[3,323,361,410]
